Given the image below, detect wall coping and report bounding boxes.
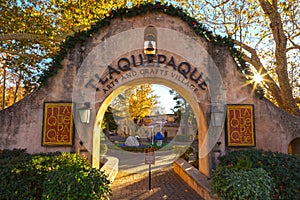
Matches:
[174,158,219,200]
[100,156,119,183]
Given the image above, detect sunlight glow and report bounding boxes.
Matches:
[253,73,263,83]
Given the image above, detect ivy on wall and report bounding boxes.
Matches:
[38,2,249,89]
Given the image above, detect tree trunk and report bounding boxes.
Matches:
[2,65,6,110]
[234,40,285,109]
[13,75,21,104]
[259,0,300,115]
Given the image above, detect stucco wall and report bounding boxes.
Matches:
[0,11,299,157]
[0,58,78,153]
[209,44,300,154]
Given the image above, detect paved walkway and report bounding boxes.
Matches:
[109,165,203,200]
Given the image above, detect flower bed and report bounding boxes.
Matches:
[116,143,167,152]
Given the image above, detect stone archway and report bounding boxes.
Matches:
[72,26,226,176]
[93,77,210,175]
[1,7,299,180]
[288,138,300,157]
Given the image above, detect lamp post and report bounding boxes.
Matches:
[211,103,225,127]
[78,102,91,124]
[144,40,156,55]
[144,26,157,56]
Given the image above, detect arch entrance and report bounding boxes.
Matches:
[94,77,207,174]
[288,138,300,157]
[73,27,226,176]
[1,5,300,181]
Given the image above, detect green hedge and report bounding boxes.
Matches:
[213,149,300,200]
[42,167,110,200]
[211,167,274,200]
[0,149,111,200]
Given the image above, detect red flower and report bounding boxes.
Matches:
[156,3,160,8]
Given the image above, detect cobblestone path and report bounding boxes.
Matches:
[109,165,203,200]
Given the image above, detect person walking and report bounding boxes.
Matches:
[164,130,168,143]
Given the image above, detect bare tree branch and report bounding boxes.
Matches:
[205,0,231,9]
[0,33,49,41]
[233,39,284,106]
[259,0,300,115]
[287,45,300,52]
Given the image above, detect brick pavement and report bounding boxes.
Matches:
[109,165,203,200]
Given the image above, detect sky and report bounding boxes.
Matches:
[152,84,177,114]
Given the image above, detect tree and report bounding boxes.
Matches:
[169,89,197,134]
[1,0,299,116]
[169,89,185,124]
[111,84,158,125]
[0,0,61,109]
[129,84,159,124]
[173,0,300,115]
[0,0,130,109]
[102,106,118,134]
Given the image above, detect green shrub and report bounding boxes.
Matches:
[211,167,274,200]
[0,149,111,200]
[218,149,300,199]
[0,149,42,199]
[228,155,253,170]
[42,167,111,200]
[180,146,194,161]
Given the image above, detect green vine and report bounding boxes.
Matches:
[38,2,249,90]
